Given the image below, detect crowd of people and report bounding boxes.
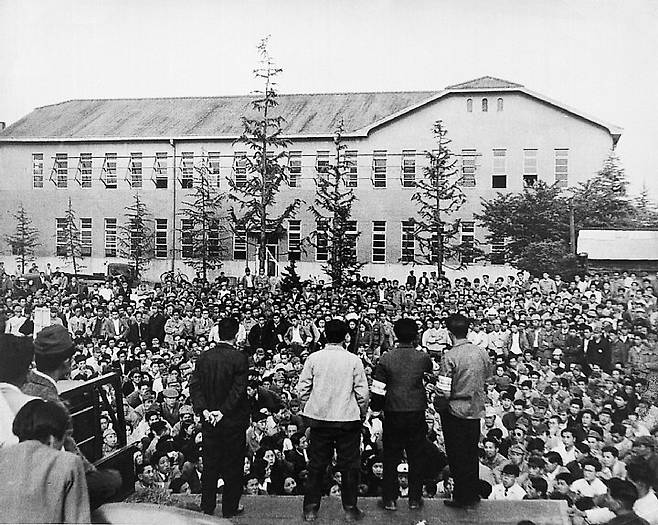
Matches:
[2,261,658,523]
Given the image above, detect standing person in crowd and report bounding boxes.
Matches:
[296,319,369,522]
[437,313,491,508]
[189,317,249,519]
[370,317,433,511]
[0,399,90,523]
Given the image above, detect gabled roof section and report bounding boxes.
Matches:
[446,76,523,90]
[0,77,622,143]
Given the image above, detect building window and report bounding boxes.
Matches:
[497,98,504,112]
[492,149,507,188]
[372,151,387,188]
[482,98,488,112]
[345,150,358,187]
[523,149,538,186]
[56,218,67,256]
[460,149,477,187]
[401,220,415,262]
[401,150,416,188]
[155,219,168,258]
[555,149,569,188]
[288,151,301,188]
[372,221,386,262]
[78,153,92,188]
[466,98,473,112]
[288,219,301,261]
[233,152,247,188]
[129,153,143,188]
[208,152,221,187]
[80,218,92,256]
[104,218,117,257]
[316,150,330,182]
[181,152,194,188]
[461,221,475,263]
[316,219,328,262]
[103,153,118,189]
[345,220,358,262]
[32,153,44,188]
[181,218,193,258]
[55,153,68,188]
[208,219,221,257]
[491,236,505,264]
[154,152,168,189]
[233,226,247,260]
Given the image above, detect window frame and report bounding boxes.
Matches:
[32,153,44,188]
[315,218,329,262]
[80,218,92,256]
[372,220,386,263]
[345,150,358,187]
[180,152,194,189]
[154,152,168,189]
[78,153,93,188]
[103,153,118,189]
[523,149,538,186]
[401,150,416,188]
[56,217,67,256]
[288,151,302,188]
[55,153,68,188]
[233,152,248,188]
[555,149,569,188]
[155,219,168,259]
[460,149,477,187]
[492,149,507,189]
[104,218,118,257]
[372,150,387,188]
[288,219,301,261]
[233,225,247,260]
[129,152,143,188]
[401,220,415,262]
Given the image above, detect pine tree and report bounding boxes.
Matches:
[5,203,40,274]
[118,193,154,282]
[229,37,302,274]
[409,121,469,275]
[633,183,658,228]
[179,161,228,280]
[280,259,303,294]
[59,197,84,276]
[308,121,363,287]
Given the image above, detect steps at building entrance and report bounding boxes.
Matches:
[169,495,570,524]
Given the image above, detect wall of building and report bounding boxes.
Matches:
[0,90,615,281]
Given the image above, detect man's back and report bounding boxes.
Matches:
[441,341,490,419]
[374,345,432,412]
[189,344,250,428]
[297,345,368,423]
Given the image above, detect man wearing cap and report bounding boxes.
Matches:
[21,325,121,509]
[190,317,249,519]
[370,318,432,511]
[436,313,491,508]
[160,387,181,427]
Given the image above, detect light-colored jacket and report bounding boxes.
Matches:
[296,344,369,423]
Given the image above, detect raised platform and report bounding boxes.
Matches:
[175,496,570,525]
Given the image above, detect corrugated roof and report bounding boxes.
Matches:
[0,91,437,140]
[577,230,658,260]
[446,76,523,90]
[0,77,622,141]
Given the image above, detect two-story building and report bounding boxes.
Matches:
[0,76,621,281]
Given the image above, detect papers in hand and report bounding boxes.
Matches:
[436,375,452,397]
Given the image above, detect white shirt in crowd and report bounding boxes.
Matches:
[489,482,526,500]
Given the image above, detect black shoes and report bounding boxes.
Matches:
[223,504,245,518]
[378,499,397,511]
[343,506,365,521]
[409,499,423,510]
[443,498,480,508]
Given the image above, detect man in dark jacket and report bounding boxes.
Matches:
[189,317,249,519]
[127,311,150,346]
[370,318,433,511]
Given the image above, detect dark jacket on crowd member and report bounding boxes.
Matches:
[249,386,283,417]
[127,321,150,345]
[148,312,167,344]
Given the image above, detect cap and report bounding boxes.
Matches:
[179,405,194,416]
[397,463,409,474]
[162,388,179,399]
[509,444,526,455]
[34,325,75,359]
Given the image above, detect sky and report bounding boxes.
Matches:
[1,0,656,198]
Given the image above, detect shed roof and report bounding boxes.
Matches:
[577,230,658,261]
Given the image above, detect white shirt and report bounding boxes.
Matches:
[4,315,27,336]
[571,477,607,498]
[585,489,658,524]
[551,443,577,465]
[489,483,526,500]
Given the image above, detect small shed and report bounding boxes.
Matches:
[577,229,658,272]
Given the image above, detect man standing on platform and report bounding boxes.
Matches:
[296,319,369,522]
[437,313,491,508]
[189,317,249,519]
[370,318,433,511]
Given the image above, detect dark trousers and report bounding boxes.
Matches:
[441,410,480,503]
[201,424,246,517]
[382,411,426,502]
[304,424,361,511]
[440,410,480,503]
